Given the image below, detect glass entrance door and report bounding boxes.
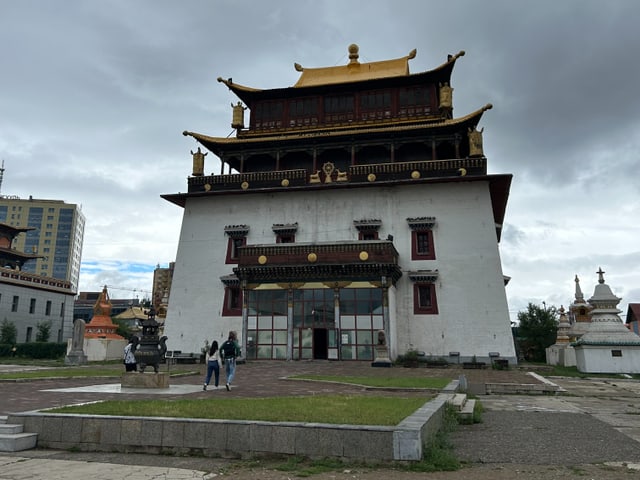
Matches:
[293,289,334,360]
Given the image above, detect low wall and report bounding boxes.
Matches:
[8,388,455,462]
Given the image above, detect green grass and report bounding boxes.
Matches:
[48,395,428,425]
[0,362,194,380]
[290,374,450,389]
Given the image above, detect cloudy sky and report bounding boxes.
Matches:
[1,0,639,322]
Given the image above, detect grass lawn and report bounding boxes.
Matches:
[0,363,197,380]
[48,395,429,425]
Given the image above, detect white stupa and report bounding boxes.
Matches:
[574,268,640,373]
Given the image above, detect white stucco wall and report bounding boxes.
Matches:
[575,345,640,373]
[164,181,515,361]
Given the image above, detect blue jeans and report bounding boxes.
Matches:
[204,360,219,387]
[224,358,236,385]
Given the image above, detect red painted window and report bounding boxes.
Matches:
[413,283,438,315]
[222,286,242,316]
[225,237,246,264]
[411,230,435,260]
[276,233,295,243]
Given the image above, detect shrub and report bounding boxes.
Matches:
[0,319,17,345]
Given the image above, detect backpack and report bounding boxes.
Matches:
[221,340,236,358]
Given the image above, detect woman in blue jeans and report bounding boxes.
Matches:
[203,341,220,391]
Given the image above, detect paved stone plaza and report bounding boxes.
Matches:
[1,362,639,479]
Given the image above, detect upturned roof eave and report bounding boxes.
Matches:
[216,50,464,105]
[183,103,492,156]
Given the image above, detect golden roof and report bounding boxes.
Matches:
[217,46,465,101]
[293,44,415,87]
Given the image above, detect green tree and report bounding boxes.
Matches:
[0,318,18,345]
[516,303,558,362]
[36,320,52,342]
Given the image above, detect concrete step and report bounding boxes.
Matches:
[0,416,38,452]
[458,398,476,423]
[448,393,467,411]
[0,432,38,452]
[0,423,24,434]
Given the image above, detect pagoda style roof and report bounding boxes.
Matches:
[0,247,41,263]
[0,223,34,236]
[184,103,491,156]
[217,46,465,104]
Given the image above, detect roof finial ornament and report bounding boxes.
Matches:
[574,274,584,301]
[348,44,359,64]
[597,267,605,284]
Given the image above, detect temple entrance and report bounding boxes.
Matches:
[246,287,383,361]
[313,328,328,359]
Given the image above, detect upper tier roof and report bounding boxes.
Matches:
[217,45,465,104]
[293,44,416,87]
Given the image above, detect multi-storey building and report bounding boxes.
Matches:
[0,196,85,291]
[152,262,174,315]
[0,222,75,343]
[162,45,516,363]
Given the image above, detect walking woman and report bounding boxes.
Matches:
[203,340,220,391]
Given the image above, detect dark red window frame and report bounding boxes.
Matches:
[222,286,243,316]
[411,229,435,260]
[358,230,379,241]
[413,283,439,315]
[225,237,246,264]
[276,233,295,243]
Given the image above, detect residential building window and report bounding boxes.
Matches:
[11,296,19,312]
[29,298,36,314]
[222,286,243,316]
[407,217,436,260]
[26,327,33,343]
[45,300,52,316]
[60,302,65,317]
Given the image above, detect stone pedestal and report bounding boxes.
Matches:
[64,351,88,366]
[121,372,170,388]
[371,345,392,368]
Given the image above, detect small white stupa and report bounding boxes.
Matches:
[567,275,592,341]
[546,305,576,366]
[574,268,640,373]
